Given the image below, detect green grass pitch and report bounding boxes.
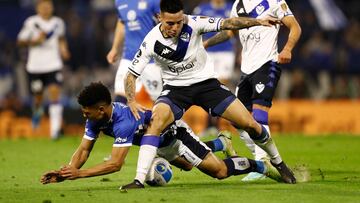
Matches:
[1,135,360,203]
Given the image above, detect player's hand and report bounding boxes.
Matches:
[278,49,292,64]
[107,48,119,64]
[40,170,65,184]
[59,165,80,180]
[127,100,147,120]
[32,32,47,46]
[258,17,281,27]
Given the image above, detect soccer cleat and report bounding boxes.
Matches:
[271,161,297,184]
[218,131,238,157]
[31,107,44,129]
[119,179,145,191]
[263,159,283,182]
[241,172,266,181]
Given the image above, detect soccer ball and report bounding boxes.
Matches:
[145,157,173,186]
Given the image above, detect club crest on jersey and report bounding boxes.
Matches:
[180,32,190,42]
[256,5,265,15]
[255,82,265,93]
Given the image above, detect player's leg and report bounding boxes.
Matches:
[46,71,64,140]
[204,131,238,157]
[120,102,176,189]
[28,73,45,129]
[236,72,267,180]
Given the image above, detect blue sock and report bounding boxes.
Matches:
[212,138,224,152]
[255,160,265,174]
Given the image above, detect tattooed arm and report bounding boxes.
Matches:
[220,16,279,30]
[124,71,146,120]
[203,30,236,49]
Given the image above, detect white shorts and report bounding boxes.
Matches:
[114,59,163,101]
[208,52,235,80]
[157,120,211,167]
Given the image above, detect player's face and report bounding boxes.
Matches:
[81,106,105,121]
[159,11,184,38]
[36,1,54,19]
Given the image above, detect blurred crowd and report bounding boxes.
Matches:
[0,0,359,114]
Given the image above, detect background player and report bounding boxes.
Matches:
[107,0,163,103]
[204,0,301,181]
[17,0,70,139]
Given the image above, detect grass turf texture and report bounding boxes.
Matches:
[0,135,360,203]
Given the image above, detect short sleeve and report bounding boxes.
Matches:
[271,0,293,20]
[189,15,223,34]
[17,18,33,41]
[83,120,100,141]
[128,38,153,77]
[57,18,66,37]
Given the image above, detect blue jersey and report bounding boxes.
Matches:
[83,102,152,147]
[83,102,174,147]
[193,2,234,52]
[115,0,160,60]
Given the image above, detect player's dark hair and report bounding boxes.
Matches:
[160,0,183,13]
[77,82,112,107]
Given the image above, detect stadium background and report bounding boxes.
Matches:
[0,0,359,138]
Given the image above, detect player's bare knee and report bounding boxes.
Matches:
[215,167,228,179]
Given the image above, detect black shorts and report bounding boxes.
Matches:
[28,70,63,94]
[156,79,236,120]
[236,61,281,110]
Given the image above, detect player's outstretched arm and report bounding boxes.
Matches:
[220,16,281,30]
[203,30,236,49]
[59,146,130,180]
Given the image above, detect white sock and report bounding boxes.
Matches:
[49,103,63,139]
[135,145,158,184]
[239,130,256,157]
[254,125,270,160]
[255,125,282,164]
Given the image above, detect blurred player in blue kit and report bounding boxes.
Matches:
[17,0,70,139]
[204,0,301,181]
[40,82,283,186]
[107,0,163,103]
[121,0,296,189]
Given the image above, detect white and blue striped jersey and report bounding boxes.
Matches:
[230,0,293,74]
[17,15,65,73]
[129,15,222,86]
[193,2,235,53]
[115,0,160,60]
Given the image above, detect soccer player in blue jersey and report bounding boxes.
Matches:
[107,0,163,103]
[121,0,296,189]
[40,82,283,186]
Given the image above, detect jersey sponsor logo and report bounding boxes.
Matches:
[115,137,128,143]
[255,82,265,93]
[117,4,128,10]
[168,61,195,75]
[127,10,141,31]
[240,32,261,42]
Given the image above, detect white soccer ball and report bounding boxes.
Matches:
[145,157,173,186]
